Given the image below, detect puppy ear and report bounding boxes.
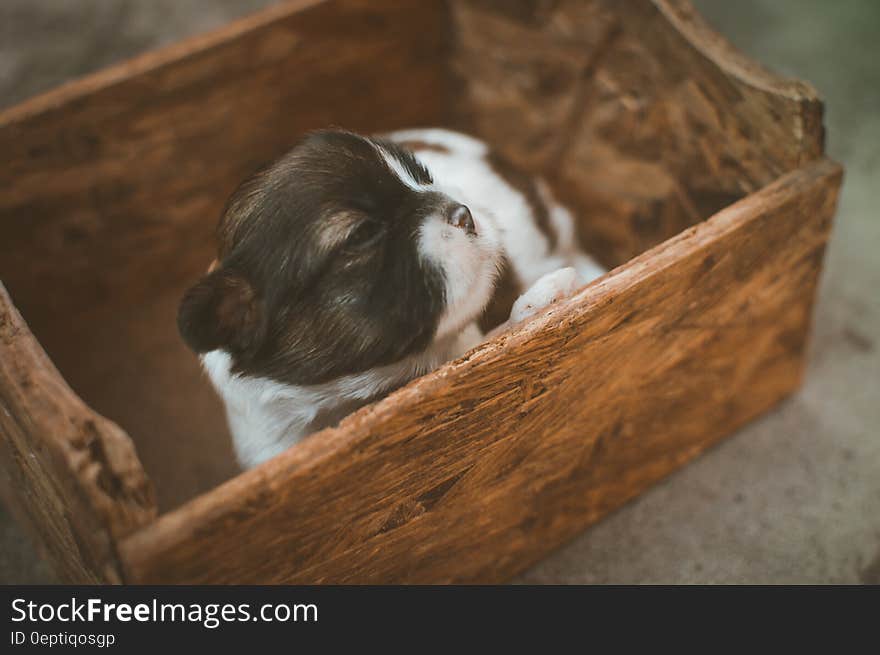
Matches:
[177,267,265,355]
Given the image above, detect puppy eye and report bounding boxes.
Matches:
[345,219,384,250]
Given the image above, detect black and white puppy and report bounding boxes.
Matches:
[178,128,604,468]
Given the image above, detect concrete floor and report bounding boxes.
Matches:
[1,0,877,584]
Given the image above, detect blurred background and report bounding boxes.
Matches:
[0,0,877,583]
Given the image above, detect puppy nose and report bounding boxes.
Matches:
[446,204,476,236]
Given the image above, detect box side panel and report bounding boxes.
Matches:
[0,0,454,509]
[0,285,156,583]
[449,0,825,268]
[120,158,841,583]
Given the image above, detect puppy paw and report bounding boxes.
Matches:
[510,267,581,324]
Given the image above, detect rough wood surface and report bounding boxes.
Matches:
[0,285,156,583]
[451,0,826,267]
[0,0,452,509]
[0,0,841,584]
[119,159,841,583]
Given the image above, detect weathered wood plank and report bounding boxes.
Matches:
[0,285,156,583]
[119,158,841,584]
[451,0,825,267]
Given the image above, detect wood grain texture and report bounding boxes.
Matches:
[0,0,453,510]
[0,0,842,584]
[119,159,841,583]
[451,0,825,267]
[0,285,156,583]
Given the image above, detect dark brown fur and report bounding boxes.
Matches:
[396,140,452,155]
[179,130,453,386]
[478,255,522,333]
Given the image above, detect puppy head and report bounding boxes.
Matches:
[178,129,501,385]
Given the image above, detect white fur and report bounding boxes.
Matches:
[203,324,482,469]
[375,145,424,191]
[206,128,606,469]
[392,131,562,287]
[510,267,580,324]
[417,214,502,339]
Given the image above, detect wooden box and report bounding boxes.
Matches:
[0,0,842,583]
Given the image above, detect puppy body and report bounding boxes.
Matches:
[389,129,604,295]
[184,129,603,468]
[202,325,481,467]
